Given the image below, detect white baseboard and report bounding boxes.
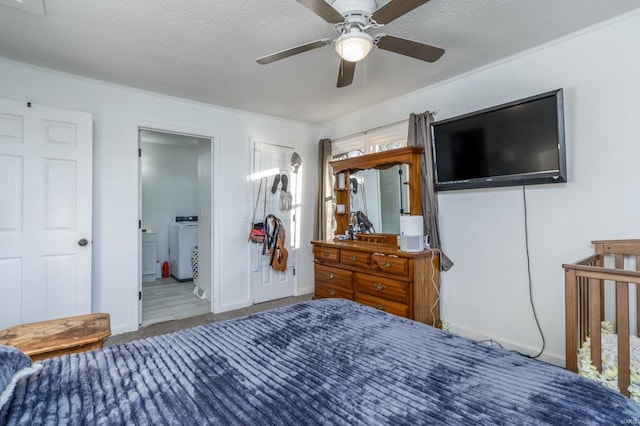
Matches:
[112,323,135,335]
[447,321,565,367]
[295,287,314,296]
[217,300,252,313]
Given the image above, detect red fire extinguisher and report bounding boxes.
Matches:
[162,261,170,278]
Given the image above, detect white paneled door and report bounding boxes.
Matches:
[250,141,296,304]
[0,99,92,329]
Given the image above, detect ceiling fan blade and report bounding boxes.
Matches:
[296,0,345,24]
[337,60,356,88]
[376,34,444,62]
[371,0,431,25]
[257,39,332,65]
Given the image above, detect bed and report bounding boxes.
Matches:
[564,239,640,400]
[2,298,639,424]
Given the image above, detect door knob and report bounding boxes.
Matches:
[78,239,89,246]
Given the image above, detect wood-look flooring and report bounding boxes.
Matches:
[141,277,210,327]
[107,292,313,346]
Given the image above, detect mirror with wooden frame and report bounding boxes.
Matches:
[330,146,423,237]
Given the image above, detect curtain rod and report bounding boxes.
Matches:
[332,118,409,143]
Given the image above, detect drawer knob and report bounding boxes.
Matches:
[323,251,331,257]
[327,272,335,279]
[373,303,385,311]
[328,288,337,296]
[350,255,358,262]
[374,282,386,291]
[382,261,392,268]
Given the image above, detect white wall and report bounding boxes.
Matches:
[141,141,199,265]
[197,139,213,298]
[0,59,320,334]
[322,11,640,365]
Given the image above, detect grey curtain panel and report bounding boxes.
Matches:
[313,138,333,240]
[407,112,454,271]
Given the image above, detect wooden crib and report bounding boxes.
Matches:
[563,239,640,397]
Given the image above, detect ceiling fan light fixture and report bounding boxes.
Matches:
[335,30,373,62]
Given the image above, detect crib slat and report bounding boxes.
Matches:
[614,254,630,397]
[595,245,606,324]
[565,268,578,372]
[589,278,602,372]
[616,281,631,397]
[579,276,588,344]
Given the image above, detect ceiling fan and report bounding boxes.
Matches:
[256,0,445,88]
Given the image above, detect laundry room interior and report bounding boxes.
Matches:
[139,129,213,326]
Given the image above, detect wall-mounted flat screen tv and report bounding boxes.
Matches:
[431,89,566,191]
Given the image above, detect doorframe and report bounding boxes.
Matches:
[130,119,220,331]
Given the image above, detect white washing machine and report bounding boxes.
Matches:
[169,216,198,281]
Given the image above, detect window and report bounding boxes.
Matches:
[331,121,408,161]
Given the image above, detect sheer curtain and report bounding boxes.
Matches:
[407,112,454,271]
[313,138,332,240]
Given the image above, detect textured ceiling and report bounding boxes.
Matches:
[1,0,639,124]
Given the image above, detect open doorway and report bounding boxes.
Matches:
[138,129,213,326]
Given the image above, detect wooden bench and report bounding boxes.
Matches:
[0,313,111,361]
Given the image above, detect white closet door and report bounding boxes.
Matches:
[250,141,296,304]
[0,99,93,328]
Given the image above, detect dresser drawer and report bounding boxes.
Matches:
[314,246,339,263]
[356,293,409,318]
[371,253,409,276]
[340,249,371,269]
[315,264,353,289]
[355,273,409,304]
[315,282,354,300]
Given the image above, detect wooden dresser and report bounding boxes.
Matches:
[311,240,440,327]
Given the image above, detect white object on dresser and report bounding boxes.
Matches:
[400,215,423,252]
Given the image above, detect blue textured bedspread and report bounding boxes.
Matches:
[2,299,639,425]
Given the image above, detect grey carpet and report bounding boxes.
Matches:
[105,294,313,346]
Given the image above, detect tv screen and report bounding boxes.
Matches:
[431,89,566,191]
